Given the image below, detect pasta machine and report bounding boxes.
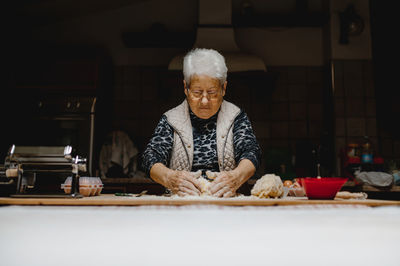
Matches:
[2,145,86,198]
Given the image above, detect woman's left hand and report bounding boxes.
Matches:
[209,170,242,198]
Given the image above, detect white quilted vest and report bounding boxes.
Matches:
[164,99,241,172]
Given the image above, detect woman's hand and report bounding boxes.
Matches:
[165,169,202,196]
[150,163,202,196]
[209,170,242,198]
[209,159,256,198]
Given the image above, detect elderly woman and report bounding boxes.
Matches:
[142,48,261,197]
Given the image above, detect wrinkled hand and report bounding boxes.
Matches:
[209,171,242,198]
[165,170,202,196]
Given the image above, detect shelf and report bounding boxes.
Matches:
[232,13,329,28]
[102,177,154,184]
[101,171,154,184]
[343,181,400,193]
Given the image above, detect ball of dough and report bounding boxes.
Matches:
[251,174,284,198]
[191,171,212,195]
[198,177,212,195]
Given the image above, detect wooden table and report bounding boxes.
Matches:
[1,194,399,207]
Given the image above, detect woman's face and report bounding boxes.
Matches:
[184,75,226,119]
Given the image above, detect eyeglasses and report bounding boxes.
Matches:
[188,89,221,100]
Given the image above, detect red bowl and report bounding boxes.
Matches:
[298,177,348,200]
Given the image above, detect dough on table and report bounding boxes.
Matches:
[190,170,220,196]
[251,174,284,198]
[191,170,212,195]
[191,170,202,179]
[335,191,368,200]
[205,171,218,180]
[197,177,212,195]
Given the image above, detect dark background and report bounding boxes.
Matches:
[1,0,398,183]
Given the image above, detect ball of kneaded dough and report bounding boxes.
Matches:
[198,177,211,195]
[190,171,211,195]
[251,174,284,198]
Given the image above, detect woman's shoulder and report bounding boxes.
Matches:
[164,100,187,117]
[222,100,241,113]
[234,109,247,121]
[155,115,173,131]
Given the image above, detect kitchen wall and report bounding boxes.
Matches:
[27,0,324,66]
[330,0,400,173]
[333,60,377,174]
[333,59,400,173]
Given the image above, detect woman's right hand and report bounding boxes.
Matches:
[165,169,202,196]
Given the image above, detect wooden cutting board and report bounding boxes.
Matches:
[0,194,399,207]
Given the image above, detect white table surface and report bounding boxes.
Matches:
[1,204,399,266]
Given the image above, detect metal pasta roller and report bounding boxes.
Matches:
[3,145,87,198]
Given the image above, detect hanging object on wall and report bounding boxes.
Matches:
[168,0,267,72]
[338,4,365,44]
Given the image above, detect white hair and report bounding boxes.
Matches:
[183,48,228,86]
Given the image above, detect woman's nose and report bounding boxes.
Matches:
[201,95,209,104]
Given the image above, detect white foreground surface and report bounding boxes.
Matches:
[1,204,399,266]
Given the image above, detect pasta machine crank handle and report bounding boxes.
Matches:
[70,156,82,198]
